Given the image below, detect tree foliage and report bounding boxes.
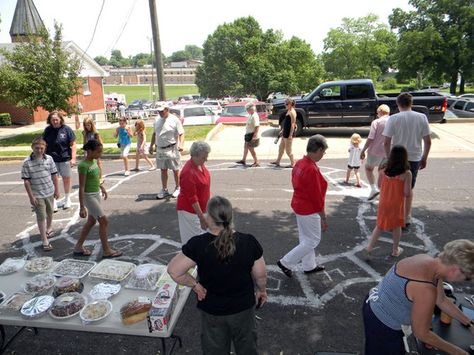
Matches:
[196,16,324,99]
[321,14,397,82]
[389,0,474,94]
[0,23,81,114]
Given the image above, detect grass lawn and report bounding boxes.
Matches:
[104,85,199,103]
[0,125,214,147]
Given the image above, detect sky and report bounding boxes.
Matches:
[0,0,412,59]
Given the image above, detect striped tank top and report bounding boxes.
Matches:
[368,263,437,330]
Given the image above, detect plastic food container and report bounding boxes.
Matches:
[125,264,165,291]
[80,300,113,324]
[88,283,121,300]
[49,292,86,319]
[0,292,35,313]
[89,260,136,282]
[24,257,54,273]
[53,276,84,297]
[0,258,26,275]
[20,295,54,319]
[53,259,96,279]
[23,273,56,295]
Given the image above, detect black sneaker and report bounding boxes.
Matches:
[303,265,325,274]
[277,260,292,278]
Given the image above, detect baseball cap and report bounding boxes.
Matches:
[156,103,169,111]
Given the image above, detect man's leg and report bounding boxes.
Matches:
[172,169,180,190]
[161,169,168,190]
[405,161,420,224]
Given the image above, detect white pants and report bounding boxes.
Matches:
[178,210,206,244]
[281,213,321,271]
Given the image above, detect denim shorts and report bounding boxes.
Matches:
[409,161,421,188]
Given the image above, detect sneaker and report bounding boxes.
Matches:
[368,190,380,201]
[156,188,169,200]
[124,170,130,176]
[63,198,72,210]
[171,187,180,198]
[277,260,293,278]
[303,265,325,274]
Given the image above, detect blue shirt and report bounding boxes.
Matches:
[118,127,131,146]
[43,125,76,162]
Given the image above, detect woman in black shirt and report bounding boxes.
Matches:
[168,196,268,355]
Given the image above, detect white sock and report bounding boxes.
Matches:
[65,193,70,201]
[370,184,377,192]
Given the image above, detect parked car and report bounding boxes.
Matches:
[271,79,448,136]
[447,98,474,118]
[177,95,195,104]
[202,100,223,115]
[126,99,149,119]
[458,94,474,99]
[169,105,218,125]
[215,101,268,124]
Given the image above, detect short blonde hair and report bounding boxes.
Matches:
[350,133,362,144]
[31,137,47,148]
[439,239,474,276]
[377,104,390,115]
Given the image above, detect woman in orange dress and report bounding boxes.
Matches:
[365,145,412,257]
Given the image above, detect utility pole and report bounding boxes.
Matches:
[148,0,166,101]
[148,37,155,101]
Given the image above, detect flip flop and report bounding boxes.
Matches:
[391,247,404,257]
[73,248,92,257]
[46,230,54,238]
[42,244,53,251]
[102,250,123,259]
[235,160,246,165]
[250,162,260,167]
[269,161,280,166]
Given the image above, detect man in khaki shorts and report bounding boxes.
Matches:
[360,104,390,200]
[149,104,185,199]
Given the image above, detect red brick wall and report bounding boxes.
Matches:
[0,101,33,124]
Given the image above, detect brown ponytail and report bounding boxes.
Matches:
[207,196,235,262]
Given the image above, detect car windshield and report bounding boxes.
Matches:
[221,106,247,117]
[204,102,218,106]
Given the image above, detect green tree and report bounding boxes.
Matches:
[184,44,203,60]
[170,50,192,62]
[94,55,109,66]
[196,16,324,99]
[131,53,151,67]
[109,49,131,67]
[0,23,81,115]
[322,14,397,82]
[389,0,474,94]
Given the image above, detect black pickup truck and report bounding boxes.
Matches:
[271,79,447,136]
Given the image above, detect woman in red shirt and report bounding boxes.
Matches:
[277,134,329,277]
[176,141,211,243]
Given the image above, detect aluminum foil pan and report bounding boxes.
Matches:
[20,295,54,318]
[89,283,121,300]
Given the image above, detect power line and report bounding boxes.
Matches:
[84,0,106,55]
[104,0,139,57]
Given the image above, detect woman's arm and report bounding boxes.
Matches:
[78,172,87,218]
[289,109,297,137]
[168,253,206,300]
[70,141,77,166]
[435,279,473,332]
[411,283,468,354]
[251,256,268,307]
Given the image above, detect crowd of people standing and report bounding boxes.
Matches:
[18,93,474,354]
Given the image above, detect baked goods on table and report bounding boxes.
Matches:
[21,295,54,318]
[53,259,96,279]
[0,258,26,275]
[125,264,165,291]
[53,276,84,297]
[89,282,121,300]
[0,292,34,312]
[24,257,54,273]
[80,300,112,324]
[89,260,136,282]
[23,273,56,295]
[120,297,152,325]
[49,292,86,319]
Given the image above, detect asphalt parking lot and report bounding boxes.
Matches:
[0,123,473,354]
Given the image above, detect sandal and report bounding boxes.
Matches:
[42,243,53,251]
[250,162,260,167]
[235,160,246,165]
[102,250,123,259]
[73,248,92,257]
[46,230,54,238]
[270,161,280,166]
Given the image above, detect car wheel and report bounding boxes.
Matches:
[294,118,303,137]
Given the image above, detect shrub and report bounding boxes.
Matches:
[0,113,12,126]
[381,78,398,90]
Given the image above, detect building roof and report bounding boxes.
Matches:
[9,0,45,38]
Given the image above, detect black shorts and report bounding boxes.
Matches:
[347,165,360,170]
[409,161,421,189]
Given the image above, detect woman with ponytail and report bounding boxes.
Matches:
[168,196,267,355]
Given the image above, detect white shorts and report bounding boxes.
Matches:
[177,210,206,244]
[84,192,104,219]
[55,161,72,177]
[120,144,131,157]
[156,147,181,171]
[366,154,385,169]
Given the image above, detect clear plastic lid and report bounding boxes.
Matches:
[23,273,56,295]
[24,257,54,273]
[49,292,86,318]
[0,258,26,275]
[53,276,83,297]
[125,264,165,291]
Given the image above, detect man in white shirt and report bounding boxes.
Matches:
[149,105,185,199]
[383,93,431,228]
